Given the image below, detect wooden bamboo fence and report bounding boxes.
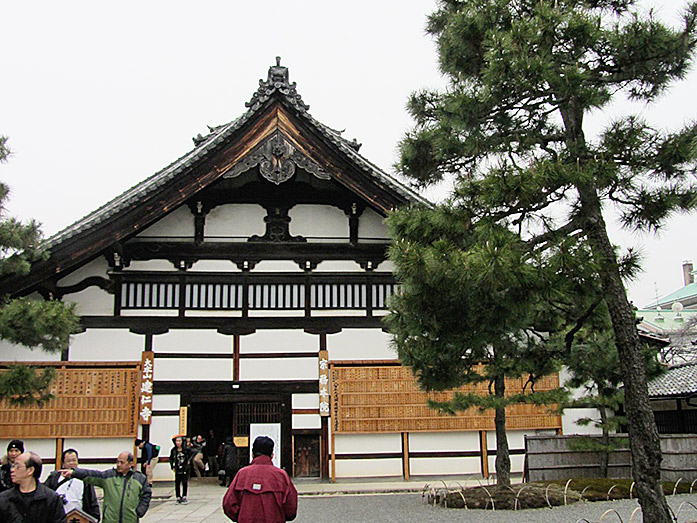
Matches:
[0,362,140,439]
[330,365,561,434]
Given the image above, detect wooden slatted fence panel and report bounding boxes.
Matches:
[330,365,561,434]
[0,362,140,439]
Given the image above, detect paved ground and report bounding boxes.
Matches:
[138,478,697,522]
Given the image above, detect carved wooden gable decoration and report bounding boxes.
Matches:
[1,57,426,297]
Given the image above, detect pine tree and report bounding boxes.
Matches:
[395,1,697,520]
[386,209,569,486]
[0,136,81,404]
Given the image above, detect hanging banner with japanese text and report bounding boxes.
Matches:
[138,351,154,425]
[318,350,330,417]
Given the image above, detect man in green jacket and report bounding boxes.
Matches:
[61,451,151,523]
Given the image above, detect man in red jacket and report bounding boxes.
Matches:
[222,436,297,523]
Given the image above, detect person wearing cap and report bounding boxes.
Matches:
[222,436,297,522]
[0,451,67,522]
[0,440,24,492]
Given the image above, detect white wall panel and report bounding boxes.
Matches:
[314,260,362,272]
[253,261,303,272]
[205,204,266,239]
[69,329,144,361]
[153,394,181,411]
[292,394,319,409]
[127,260,176,271]
[67,287,114,316]
[327,329,397,361]
[153,330,232,354]
[408,432,480,452]
[137,206,194,238]
[292,414,321,430]
[335,459,401,478]
[290,205,348,239]
[156,359,233,381]
[240,358,316,381]
[62,438,134,460]
[191,260,239,272]
[410,456,481,476]
[242,330,318,353]
[0,340,61,362]
[562,408,603,435]
[334,433,400,453]
[150,415,181,481]
[57,258,110,286]
[358,208,389,239]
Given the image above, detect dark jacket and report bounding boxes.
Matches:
[0,459,12,492]
[222,455,297,523]
[45,470,101,521]
[140,442,160,465]
[0,483,67,523]
[220,440,238,475]
[73,467,151,523]
[169,440,190,475]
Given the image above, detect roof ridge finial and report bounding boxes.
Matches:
[267,56,289,85]
[245,57,310,113]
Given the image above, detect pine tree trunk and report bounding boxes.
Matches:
[494,374,511,487]
[577,184,671,522]
[599,406,610,479]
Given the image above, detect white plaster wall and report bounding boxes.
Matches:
[0,340,61,362]
[62,438,134,461]
[127,260,176,271]
[486,430,528,475]
[252,261,303,272]
[205,204,266,239]
[153,330,232,354]
[334,433,400,453]
[69,329,144,361]
[314,260,362,272]
[358,208,389,240]
[335,458,402,478]
[292,414,321,430]
[191,260,239,272]
[327,329,397,361]
[153,394,181,411]
[562,408,604,435]
[156,359,233,381]
[408,431,480,452]
[240,358,317,381]
[376,260,396,272]
[410,456,481,476]
[242,330,318,353]
[292,394,319,409]
[65,287,114,316]
[57,258,110,286]
[150,415,181,481]
[290,205,348,240]
[137,206,194,238]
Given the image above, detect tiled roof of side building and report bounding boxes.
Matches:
[644,282,697,310]
[46,58,429,249]
[648,362,697,398]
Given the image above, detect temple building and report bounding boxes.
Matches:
[0,60,561,481]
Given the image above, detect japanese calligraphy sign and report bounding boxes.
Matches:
[138,351,154,425]
[318,350,330,417]
[179,406,188,435]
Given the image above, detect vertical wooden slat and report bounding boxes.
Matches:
[233,335,240,381]
[330,433,336,483]
[402,432,410,481]
[320,416,329,480]
[480,430,489,479]
[55,438,64,470]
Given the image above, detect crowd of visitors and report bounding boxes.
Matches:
[0,432,297,522]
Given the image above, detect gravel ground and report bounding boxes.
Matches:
[295,492,697,523]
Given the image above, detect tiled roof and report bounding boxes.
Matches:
[636,309,697,333]
[648,362,697,398]
[46,58,428,249]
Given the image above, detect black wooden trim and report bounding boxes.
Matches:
[55,276,114,299]
[154,353,234,359]
[488,448,526,456]
[292,428,321,435]
[335,452,402,460]
[409,450,481,458]
[154,380,318,394]
[152,410,180,417]
[333,449,525,460]
[240,352,317,359]
[82,316,385,330]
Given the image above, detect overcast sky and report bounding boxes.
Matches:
[1,0,695,309]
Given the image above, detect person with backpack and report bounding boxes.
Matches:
[134,439,160,486]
